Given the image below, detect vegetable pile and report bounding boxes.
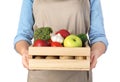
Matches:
[33,27,88,47]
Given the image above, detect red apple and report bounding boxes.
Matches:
[33,39,49,47]
[55,29,70,38]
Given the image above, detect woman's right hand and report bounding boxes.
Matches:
[22,50,29,69]
[15,40,30,69]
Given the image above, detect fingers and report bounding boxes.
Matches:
[22,54,29,69]
[90,52,98,69]
[90,55,97,69]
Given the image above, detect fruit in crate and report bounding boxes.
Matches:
[55,29,70,38]
[63,34,82,47]
[33,39,49,47]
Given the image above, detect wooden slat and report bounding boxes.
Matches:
[29,59,90,71]
[29,47,90,56]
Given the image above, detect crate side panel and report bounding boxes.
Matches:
[29,59,90,70]
[29,47,90,56]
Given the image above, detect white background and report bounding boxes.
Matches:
[0,0,120,82]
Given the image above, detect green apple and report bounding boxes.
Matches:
[63,34,82,47]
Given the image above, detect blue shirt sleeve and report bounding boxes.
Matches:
[89,0,108,47]
[14,0,34,46]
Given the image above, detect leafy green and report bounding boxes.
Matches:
[34,27,53,41]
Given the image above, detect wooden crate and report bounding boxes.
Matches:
[28,45,90,71]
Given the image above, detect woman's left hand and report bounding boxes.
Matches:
[90,42,106,69]
[90,50,99,69]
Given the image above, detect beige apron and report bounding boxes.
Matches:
[28,0,92,82]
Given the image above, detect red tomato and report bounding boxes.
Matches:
[47,39,52,46]
[55,29,70,38]
[33,39,49,47]
[51,42,63,47]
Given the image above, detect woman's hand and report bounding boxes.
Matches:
[90,42,106,69]
[22,50,29,69]
[90,50,99,69]
[15,40,30,69]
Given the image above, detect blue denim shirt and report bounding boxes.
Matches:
[14,0,108,47]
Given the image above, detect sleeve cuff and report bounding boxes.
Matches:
[89,36,109,48]
[13,35,32,48]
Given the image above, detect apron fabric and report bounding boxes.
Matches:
[28,70,92,82]
[32,0,90,34]
[28,0,92,82]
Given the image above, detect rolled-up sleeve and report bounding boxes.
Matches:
[14,0,34,46]
[89,0,108,47]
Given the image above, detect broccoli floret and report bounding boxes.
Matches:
[34,27,53,41]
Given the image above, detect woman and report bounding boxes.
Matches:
[14,0,108,82]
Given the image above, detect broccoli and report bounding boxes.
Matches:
[34,27,53,41]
